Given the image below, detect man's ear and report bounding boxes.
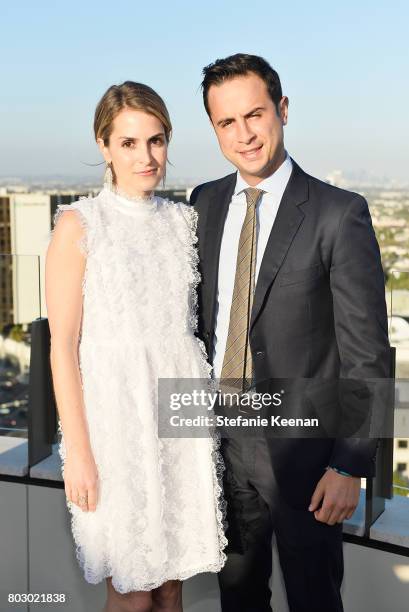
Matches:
[279,96,289,126]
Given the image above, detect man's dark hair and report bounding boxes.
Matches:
[201,53,282,118]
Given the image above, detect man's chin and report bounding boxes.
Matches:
[236,161,269,181]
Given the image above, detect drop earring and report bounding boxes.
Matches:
[104,162,113,191]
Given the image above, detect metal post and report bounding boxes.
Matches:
[27,317,56,467]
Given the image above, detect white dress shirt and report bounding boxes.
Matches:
[212,152,293,379]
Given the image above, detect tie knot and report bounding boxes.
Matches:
[244,187,265,209]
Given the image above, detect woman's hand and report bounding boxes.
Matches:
[64,448,99,512]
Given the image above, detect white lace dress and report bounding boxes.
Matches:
[52,186,227,593]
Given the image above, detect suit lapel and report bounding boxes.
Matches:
[250,160,309,331]
[201,173,236,336]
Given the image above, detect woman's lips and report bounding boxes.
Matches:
[239,145,263,160]
[135,168,157,176]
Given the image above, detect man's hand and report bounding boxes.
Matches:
[308,468,361,525]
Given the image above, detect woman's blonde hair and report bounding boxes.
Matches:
[94,81,172,145]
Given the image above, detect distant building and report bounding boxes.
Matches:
[394,412,409,482]
[0,196,13,326]
[155,188,188,204]
[49,193,88,226]
[395,436,409,480]
[9,193,50,324]
[325,170,346,187]
[395,383,409,486]
[0,192,86,326]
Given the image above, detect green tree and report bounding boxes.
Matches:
[393,470,409,497]
[9,324,24,342]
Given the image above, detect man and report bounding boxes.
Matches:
[190,54,390,612]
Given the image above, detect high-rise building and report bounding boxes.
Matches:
[0,192,88,326]
[0,197,13,326]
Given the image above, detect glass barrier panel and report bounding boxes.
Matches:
[0,254,41,441]
[388,268,409,498]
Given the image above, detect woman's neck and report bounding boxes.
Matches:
[113,183,153,201]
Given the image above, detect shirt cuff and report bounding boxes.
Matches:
[326,465,353,477]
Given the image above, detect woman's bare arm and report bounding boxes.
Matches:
[45,210,98,511]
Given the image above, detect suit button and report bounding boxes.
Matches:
[256,350,265,357]
[204,331,210,339]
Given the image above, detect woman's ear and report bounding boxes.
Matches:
[97,137,111,163]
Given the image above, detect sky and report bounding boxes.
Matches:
[1,0,408,185]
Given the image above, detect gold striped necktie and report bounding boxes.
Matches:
[220,187,265,392]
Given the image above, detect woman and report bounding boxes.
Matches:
[45,81,227,612]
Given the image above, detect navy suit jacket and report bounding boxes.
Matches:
[190,159,391,508]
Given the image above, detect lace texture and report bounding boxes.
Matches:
[51,189,227,592]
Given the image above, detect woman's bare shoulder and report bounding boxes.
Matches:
[50,192,102,255]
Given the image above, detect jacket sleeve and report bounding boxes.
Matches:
[328,194,391,477]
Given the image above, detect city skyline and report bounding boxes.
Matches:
[0,167,408,191]
[1,1,408,183]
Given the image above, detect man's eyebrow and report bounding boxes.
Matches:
[216,116,234,127]
[148,132,165,139]
[244,106,265,117]
[216,106,266,126]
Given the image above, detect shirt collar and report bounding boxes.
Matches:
[233,151,293,199]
